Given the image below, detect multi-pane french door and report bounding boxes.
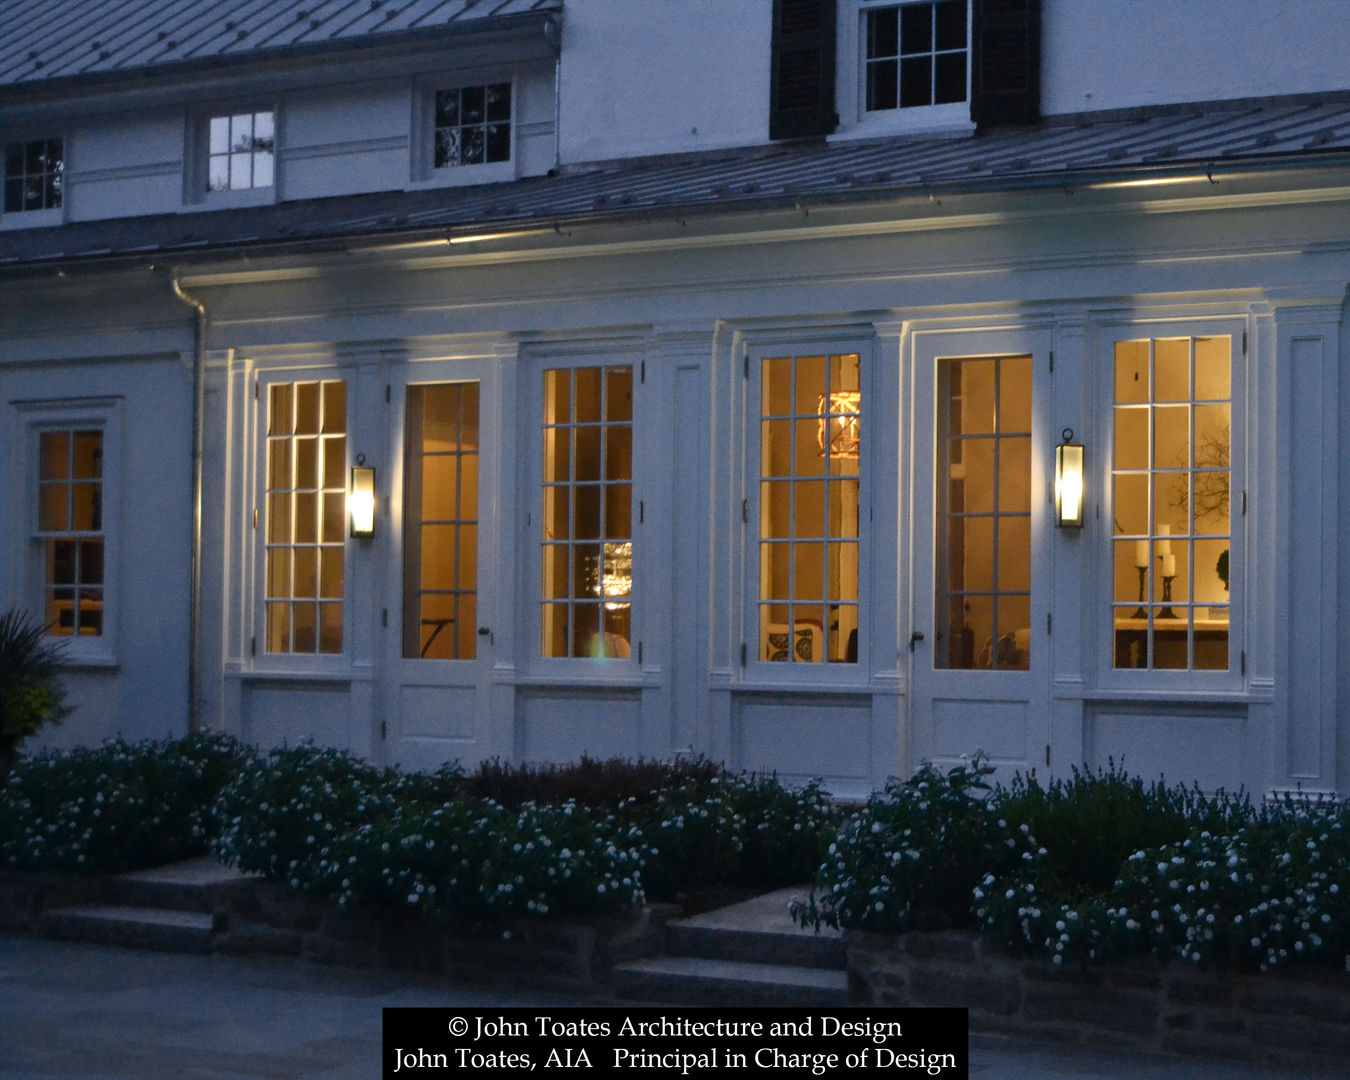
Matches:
[382,361,496,771]
[909,329,1052,780]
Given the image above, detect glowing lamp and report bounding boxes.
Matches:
[1055,428,1084,529]
[349,456,376,538]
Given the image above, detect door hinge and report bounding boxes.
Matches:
[1241,490,1247,515]
[252,507,257,529]
[740,642,747,667]
[385,383,391,403]
[250,636,256,657]
[1046,612,1052,635]
[381,608,388,627]
[1049,350,1055,373]
[743,354,749,379]
[1242,330,1248,356]
[254,379,259,400]
[742,499,749,524]
[1046,744,1051,767]
[1240,649,1246,676]
[639,500,644,523]
[380,720,387,740]
[637,641,643,664]
[640,360,646,384]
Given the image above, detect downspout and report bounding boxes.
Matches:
[170,274,206,735]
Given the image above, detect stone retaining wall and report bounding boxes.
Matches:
[849,930,1350,1073]
[220,881,671,995]
[0,870,103,935]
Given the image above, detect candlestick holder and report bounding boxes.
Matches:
[1158,574,1178,620]
[1131,566,1148,619]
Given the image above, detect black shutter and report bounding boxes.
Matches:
[770,0,837,141]
[972,0,1041,128]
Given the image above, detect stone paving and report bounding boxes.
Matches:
[0,934,1331,1079]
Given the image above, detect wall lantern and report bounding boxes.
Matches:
[1054,428,1084,529]
[350,454,376,538]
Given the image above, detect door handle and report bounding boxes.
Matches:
[908,630,926,653]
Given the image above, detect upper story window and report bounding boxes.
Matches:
[208,111,274,192]
[4,138,63,213]
[863,1,968,112]
[769,0,1040,141]
[434,83,511,169]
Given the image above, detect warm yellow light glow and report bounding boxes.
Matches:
[817,391,861,459]
[350,466,376,537]
[1055,443,1084,528]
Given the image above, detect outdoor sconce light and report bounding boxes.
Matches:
[1055,428,1084,529]
[350,455,376,538]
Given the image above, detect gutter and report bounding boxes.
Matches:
[169,275,207,736]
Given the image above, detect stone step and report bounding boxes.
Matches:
[611,956,850,1007]
[104,857,254,913]
[44,904,218,954]
[665,920,846,970]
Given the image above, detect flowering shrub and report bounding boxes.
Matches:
[292,797,645,920]
[0,733,252,874]
[211,745,457,881]
[990,763,1253,899]
[793,758,1040,933]
[975,794,1350,972]
[460,755,722,809]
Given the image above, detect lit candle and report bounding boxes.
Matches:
[1134,540,1149,568]
[1162,553,1176,578]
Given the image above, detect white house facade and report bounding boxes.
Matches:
[4,0,1350,800]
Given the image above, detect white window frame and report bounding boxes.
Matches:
[742,334,872,687]
[833,0,974,143]
[411,70,517,188]
[1,130,66,229]
[187,104,278,208]
[525,349,642,678]
[15,397,121,667]
[1094,316,1247,694]
[249,370,351,673]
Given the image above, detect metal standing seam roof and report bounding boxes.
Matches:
[6,97,1350,269]
[0,0,561,89]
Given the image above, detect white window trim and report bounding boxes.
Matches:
[409,69,518,189]
[831,0,975,144]
[15,396,121,667]
[186,104,279,209]
[740,334,873,688]
[1093,316,1248,694]
[1,129,67,229]
[247,370,351,674]
[524,349,643,679]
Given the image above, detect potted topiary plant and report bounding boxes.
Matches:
[0,608,71,775]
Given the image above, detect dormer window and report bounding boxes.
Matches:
[4,138,63,213]
[863,1,968,113]
[433,83,511,169]
[207,111,274,192]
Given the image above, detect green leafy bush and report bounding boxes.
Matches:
[0,608,71,774]
[211,745,458,881]
[294,797,645,921]
[0,733,253,874]
[793,758,1039,933]
[977,798,1350,972]
[458,755,721,809]
[990,763,1254,900]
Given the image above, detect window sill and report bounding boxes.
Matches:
[829,110,974,146]
[408,160,517,190]
[1071,687,1268,705]
[514,669,654,691]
